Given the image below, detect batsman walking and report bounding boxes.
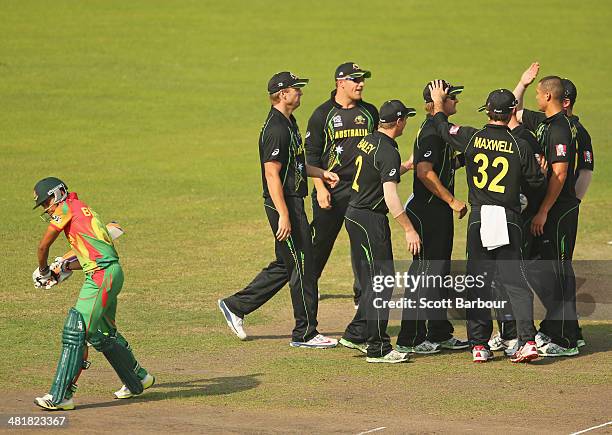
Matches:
[32,177,154,411]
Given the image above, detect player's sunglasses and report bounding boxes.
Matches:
[343,76,365,83]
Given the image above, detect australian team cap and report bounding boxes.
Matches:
[267,71,309,94]
[478,88,518,114]
[423,80,464,103]
[335,62,372,80]
[379,100,417,123]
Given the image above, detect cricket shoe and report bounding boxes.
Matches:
[366,349,410,364]
[396,340,440,354]
[339,338,367,354]
[218,299,247,340]
[535,331,551,348]
[290,334,338,349]
[34,394,74,411]
[114,373,156,399]
[472,345,493,363]
[538,342,579,357]
[510,341,539,363]
[504,340,520,356]
[438,336,469,350]
[577,339,586,348]
[488,332,517,351]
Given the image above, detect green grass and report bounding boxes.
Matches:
[0,0,610,426]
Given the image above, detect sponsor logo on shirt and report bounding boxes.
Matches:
[449,125,460,135]
[584,150,592,163]
[389,169,397,176]
[333,115,343,128]
[424,150,432,158]
[305,131,310,139]
[555,144,567,157]
[272,148,280,156]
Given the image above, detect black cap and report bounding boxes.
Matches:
[33,177,67,209]
[379,100,417,123]
[561,78,577,105]
[335,62,371,80]
[478,89,518,114]
[423,80,464,103]
[267,71,309,94]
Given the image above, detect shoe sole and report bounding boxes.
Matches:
[440,345,469,350]
[289,342,337,349]
[339,339,367,354]
[218,300,247,340]
[511,353,539,363]
[33,399,74,411]
[366,357,409,363]
[538,350,579,357]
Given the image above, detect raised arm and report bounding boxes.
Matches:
[513,62,540,122]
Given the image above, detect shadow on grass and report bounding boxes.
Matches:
[76,374,263,410]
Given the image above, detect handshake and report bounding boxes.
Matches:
[32,258,73,290]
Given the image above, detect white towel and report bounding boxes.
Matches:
[480,205,509,250]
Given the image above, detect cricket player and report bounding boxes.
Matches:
[396,80,469,354]
[562,78,593,348]
[562,78,594,202]
[339,99,421,363]
[305,62,381,308]
[32,177,154,410]
[429,82,546,363]
[218,72,339,349]
[514,64,581,356]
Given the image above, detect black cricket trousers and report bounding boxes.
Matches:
[223,197,319,343]
[341,206,394,358]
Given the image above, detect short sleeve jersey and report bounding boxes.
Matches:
[305,91,379,191]
[412,116,457,206]
[432,113,545,214]
[349,130,401,214]
[49,192,119,273]
[569,115,594,172]
[259,107,308,199]
[522,109,578,203]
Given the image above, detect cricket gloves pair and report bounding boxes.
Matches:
[32,257,73,289]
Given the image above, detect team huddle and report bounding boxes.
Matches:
[216,61,593,364]
[30,61,593,410]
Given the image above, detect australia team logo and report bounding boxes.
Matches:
[354,115,366,125]
[332,115,343,128]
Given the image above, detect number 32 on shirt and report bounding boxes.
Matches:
[472,153,508,193]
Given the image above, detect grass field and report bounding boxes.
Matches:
[1,1,611,433]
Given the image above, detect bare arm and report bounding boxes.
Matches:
[513,62,540,122]
[417,162,467,218]
[575,169,593,200]
[531,162,568,236]
[383,181,421,255]
[264,161,291,241]
[38,226,62,271]
[400,154,414,175]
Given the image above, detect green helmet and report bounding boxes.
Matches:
[33,177,68,209]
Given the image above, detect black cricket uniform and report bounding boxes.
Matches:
[397,116,459,347]
[494,124,544,341]
[432,112,546,348]
[522,109,580,348]
[341,130,401,358]
[223,107,320,343]
[305,91,379,303]
[570,115,595,174]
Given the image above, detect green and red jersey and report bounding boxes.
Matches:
[49,192,119,273]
